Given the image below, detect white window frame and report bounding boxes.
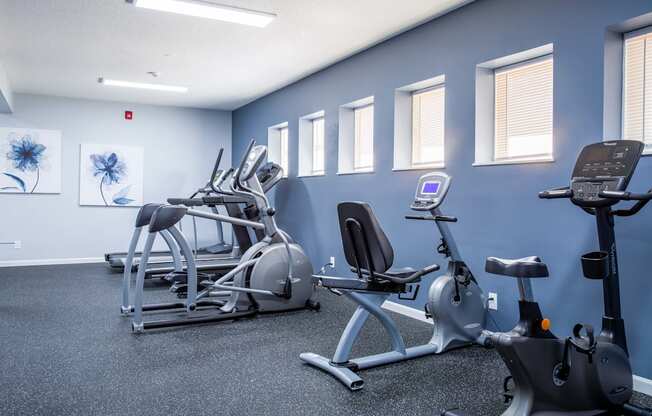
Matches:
[623,26,652,155]
[473,43,555,167]
[492,54,554,163]
[311,117,325,175]
[410,85,446,168]
[267,122,289,177]
[353,104,374,172]
[298,111,326,177]
[393,75,446,171]
[338,96,375,175]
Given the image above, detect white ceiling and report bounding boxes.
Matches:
[0,0,472,110]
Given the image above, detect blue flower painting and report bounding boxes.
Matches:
[0,129,62,194]
[90,152,126,206]
[79,144,143,207]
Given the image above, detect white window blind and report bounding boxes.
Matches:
[412,86,445,166]
[354,105,374,171]
[494,56,553,161]
[623,30,652,151]
[279,126,289,177]
[312,117,325,175]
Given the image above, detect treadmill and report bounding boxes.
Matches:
[105,150,283,271]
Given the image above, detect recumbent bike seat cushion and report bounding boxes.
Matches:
[485,256,549,278]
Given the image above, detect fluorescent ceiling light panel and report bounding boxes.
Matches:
[128,0,276,28]
[98,78,188,93]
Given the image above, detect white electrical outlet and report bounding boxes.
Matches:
[329,256,335,268]
[488,292,498,311]
[13,240,21,249]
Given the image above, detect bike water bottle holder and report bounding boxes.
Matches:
[581,251,609,280]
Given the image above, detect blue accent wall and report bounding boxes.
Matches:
[232,0,652,378]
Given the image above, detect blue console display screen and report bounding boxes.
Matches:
[421,181,440,195]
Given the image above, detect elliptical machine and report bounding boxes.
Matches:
[444,140,652,416]
[300,172,486,390]
[125,140,319,332]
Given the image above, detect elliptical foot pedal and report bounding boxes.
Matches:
[274,278,293,299]
[306,299,320,311]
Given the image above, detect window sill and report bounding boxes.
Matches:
[473,157,554,167]
[297,173,326,178]
[393,163,445,171]
[337,170,375,176]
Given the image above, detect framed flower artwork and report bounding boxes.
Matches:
[0,128,62,194]
[79,144,144,207]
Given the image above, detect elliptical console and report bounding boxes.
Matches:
[570,141,644,207]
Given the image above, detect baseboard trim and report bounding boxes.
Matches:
[382,300,652,395]
[634,375,652,396]
[0,257,105,268]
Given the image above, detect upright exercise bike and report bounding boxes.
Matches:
[300,172,486,390]
[444,140,652,416]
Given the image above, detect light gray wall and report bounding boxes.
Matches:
[0,93,231,263]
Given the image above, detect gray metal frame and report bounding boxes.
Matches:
[121,225,182,314]
[301,291,438,390]
[300,171,487,390]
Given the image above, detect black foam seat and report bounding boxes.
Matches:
[135,203,164,227]
[485,256,549,278]
[336,202,439,289]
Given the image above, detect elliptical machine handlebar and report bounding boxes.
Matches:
[229,139,296,298]
[210,167,235,196]
[539,187,573,199]
[233,140,255,190]
[209,148,224,187]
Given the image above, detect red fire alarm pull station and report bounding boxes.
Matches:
[125,111,133,120]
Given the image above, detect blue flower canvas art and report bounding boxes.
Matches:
[0,128,62,194]
[79,144,143,207]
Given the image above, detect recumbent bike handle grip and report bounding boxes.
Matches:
[405,215,458,222]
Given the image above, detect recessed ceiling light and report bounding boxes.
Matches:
[98,78,188,93]
[126,0,276,28]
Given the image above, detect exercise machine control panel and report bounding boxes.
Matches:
[411,172,452,211]
[570,140,644,207]
[257,162,283,193]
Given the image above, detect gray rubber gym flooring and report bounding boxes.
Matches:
[0,263,650,416]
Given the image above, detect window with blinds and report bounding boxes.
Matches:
[279,126,289,177]
[494,56,553,161]
[623,30,652,151]
[411,86,445,166]
[311,117,325,175]
[354,105,374,171]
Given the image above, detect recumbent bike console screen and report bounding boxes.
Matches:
[411,172,451,211]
